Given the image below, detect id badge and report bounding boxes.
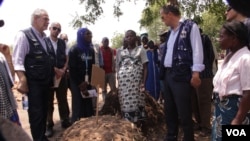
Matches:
[85,74,89,82]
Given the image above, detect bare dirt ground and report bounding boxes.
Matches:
[14,87,73,141]
[14,87,211,141]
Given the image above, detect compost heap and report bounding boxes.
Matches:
[60,91,166,141]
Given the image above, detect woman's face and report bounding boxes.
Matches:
[125,31,136,46]
[84,30,92,43]
[218,28,235,50]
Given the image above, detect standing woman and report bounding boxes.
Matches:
[0,52,20,126]
[212,21,250,141]
[145,40,160,101]
[68,28,95,123]
[117,30,148,125]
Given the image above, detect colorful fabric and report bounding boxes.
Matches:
[117,46,148,123]
[212,93,250,141]
[77,28,92,53]
[145,49,160,100]
[0,53,20,126]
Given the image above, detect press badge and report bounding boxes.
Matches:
[85,74,89,82]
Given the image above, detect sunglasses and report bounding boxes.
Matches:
[52,27,61,32]
[226,6,232,12]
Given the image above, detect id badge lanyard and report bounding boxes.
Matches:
[84,53,89,83]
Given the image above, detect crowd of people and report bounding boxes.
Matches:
[0,1,250,141]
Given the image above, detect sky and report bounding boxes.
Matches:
[0,0,146,45]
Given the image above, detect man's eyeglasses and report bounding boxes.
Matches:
[52,27,61,32]
[226,6,232,12]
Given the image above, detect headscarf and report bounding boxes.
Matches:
[77,28,92,53]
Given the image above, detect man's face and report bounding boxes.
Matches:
[160,9,170,26]
[50,23,61,38]
[102,38,109,47]
[36,12,49,31]
[225,7,238,21]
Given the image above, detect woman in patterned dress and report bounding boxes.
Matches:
[117,30,148,124]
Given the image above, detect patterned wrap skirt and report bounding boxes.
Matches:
[117,57,146,123]
[212,93,250,141]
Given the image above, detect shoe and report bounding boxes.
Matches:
[61,120,72,128]
[199,128,211,137]
[45,127,53,137]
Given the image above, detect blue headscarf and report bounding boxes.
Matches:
[77,28,92,53]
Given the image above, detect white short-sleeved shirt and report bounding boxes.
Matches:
[120,46,148,65]
[213,47,250,98]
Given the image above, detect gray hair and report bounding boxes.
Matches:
[31,8,48,25]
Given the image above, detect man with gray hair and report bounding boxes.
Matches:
[12,8,53,141]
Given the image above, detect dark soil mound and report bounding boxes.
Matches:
[60,91,166,141]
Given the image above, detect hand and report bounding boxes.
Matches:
[79,81,88,92]
[140,83,145,92]
[54,67,65,78]
[82,90,90,96]
[17,79,29,94]
[190,72,201,88]
[231,118,241,125]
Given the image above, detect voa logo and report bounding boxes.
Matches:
[226,129,246,136]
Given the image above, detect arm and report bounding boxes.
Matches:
[68,46,81,86]
[231,56,250,124]
[111,48,116,73]
[231,91,250,125]
[142,62,148,86]
[190,24,205,88]
[15,71,28,94]
[54,41,69,78]
[54,55,68,79]
[140,48,149,86]
[12,31,30,94]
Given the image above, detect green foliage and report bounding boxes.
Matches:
[143,18,168,44]
[74,0,228,54]
[75,0,105,25]
[73,0,146,28]
[111,32,124,49]
[199,0,227,53]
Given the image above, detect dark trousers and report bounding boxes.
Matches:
[27,81,50,141]
[70,79,93,123]
[164,70,194,141]
[191,78,213,129]
[47,75,70,128]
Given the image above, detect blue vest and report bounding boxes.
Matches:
[160,20,194,82]
[23,28,53,84]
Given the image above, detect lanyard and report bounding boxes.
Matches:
[84,53,88,73]
[84,52,89,83]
